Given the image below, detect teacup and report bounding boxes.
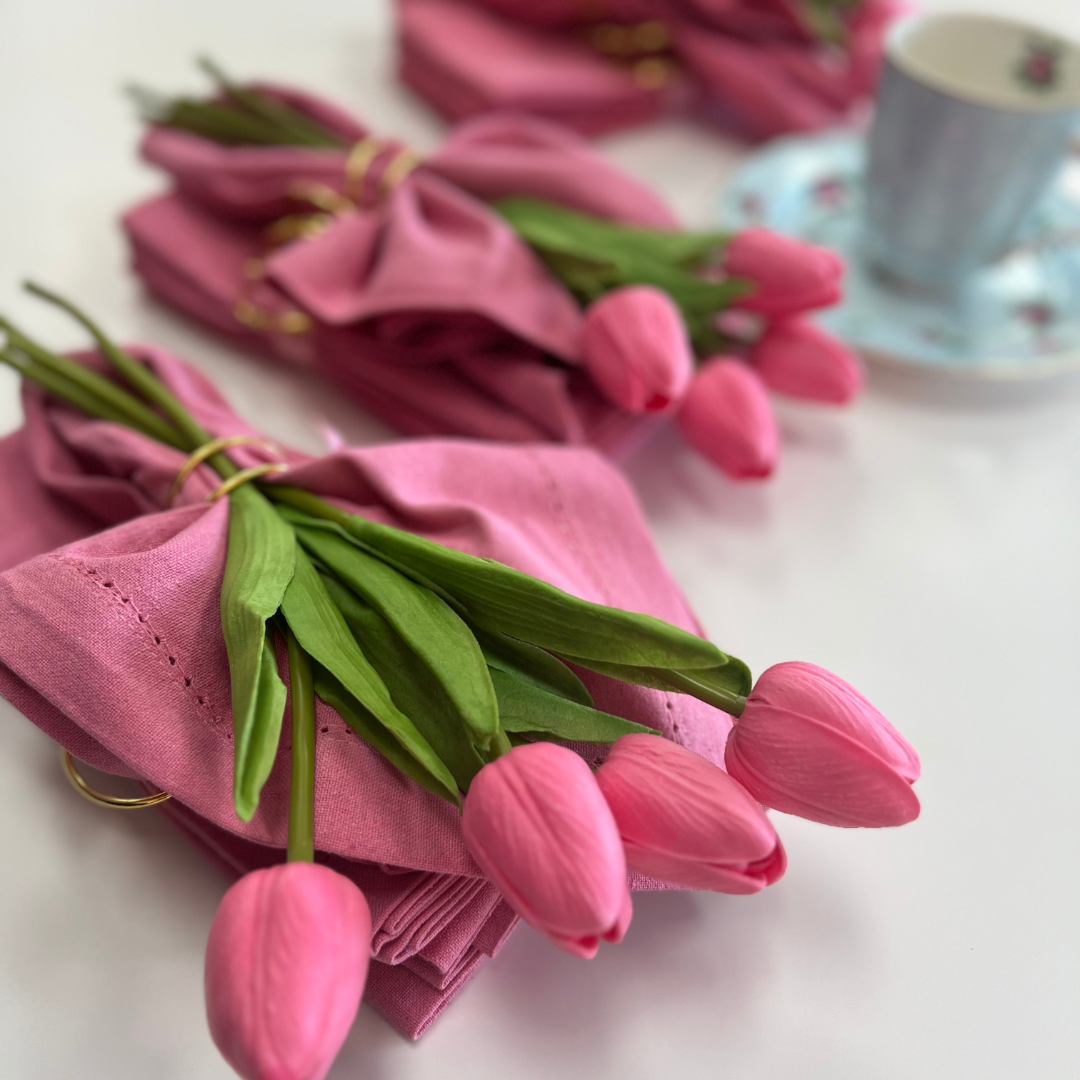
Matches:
[863,12,1080,291]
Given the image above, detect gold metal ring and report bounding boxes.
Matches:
[288,180,355,216]
[167,434,281,507]
[344,137,420,202]
[60,749,172,810]
[344,136,383,201]
[206,462,290,502]
[380,149,421,195]
[233,297,313,336]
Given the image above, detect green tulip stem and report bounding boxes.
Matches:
[662,669,747,717]
[487,729,514,760]
[21,283,240,481]
[260,484,352,527]
[285,625,316,863]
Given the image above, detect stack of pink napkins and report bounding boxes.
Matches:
[124,96,678,456]
[396,0,905,141]
[0,346,732,1037]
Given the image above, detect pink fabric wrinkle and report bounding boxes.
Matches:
[266,172,583,363]
[430,111,677,227]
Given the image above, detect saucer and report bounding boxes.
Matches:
[718,132,1080,379]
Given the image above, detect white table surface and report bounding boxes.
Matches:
[2,1,1079,1077]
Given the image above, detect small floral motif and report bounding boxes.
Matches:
[1015,38,1064,93]
[739,192,766,222]
[811,175,848,209]
[1017,301,1056,329]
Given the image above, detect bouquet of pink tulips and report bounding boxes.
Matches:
[502,197,862,478]
[125,61,861,483]
[0,287,918,1080]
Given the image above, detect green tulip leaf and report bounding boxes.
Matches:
[492,669,657,744]
[323,575,486,790]
[496,197,730,269]
[219,484,296,821]
[279,547,459,803]
[292,522,500,751]
[312,667,461,805]
[341,516,730,671]
[473,625,593,706]
[557,653,752,714]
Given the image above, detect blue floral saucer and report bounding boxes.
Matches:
[718,132,1080,379]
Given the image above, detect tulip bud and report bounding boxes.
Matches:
[205,863,371,1080]
[751,318,865,404]
[725,228,844,318]
[676,358,779,479]
[581,285,694,414]
[726,662,921,828]
[462,742,631,958]
[596,734,786,894]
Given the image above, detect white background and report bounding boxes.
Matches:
[1,1,1079,1077]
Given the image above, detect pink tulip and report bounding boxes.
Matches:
[751,318,865,404]
[726,662,921,828]
[596,734,786,894]
[205,863,371,1080]
[462,741,631,958]
[581,285,694,414]
[725,228,844,317]
[676,358,779,479]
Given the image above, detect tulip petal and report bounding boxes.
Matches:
[582,286,694,414]
[676,358,779,480]
[596,734,785,894]
[725,228,844,318]
[205,864,371,1080]
[726,711,921,828]
[751,319,865,405]
[750,662,920,782]
[462,742,628,957]
[603,888,634,944]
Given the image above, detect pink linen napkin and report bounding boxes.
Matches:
[395,0,900,141]
[397,0,675,135]
[139,101,676,227]
[127,103,677,453]
[0,346,731,1036]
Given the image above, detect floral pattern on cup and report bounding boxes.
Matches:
[1015,38,1065,94]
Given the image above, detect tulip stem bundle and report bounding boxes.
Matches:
[131,57,346,148]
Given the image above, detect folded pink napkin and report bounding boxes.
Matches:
[397,0,676,134]
[126,103,677,453]
[0,346,730,1037]
[396,0,902,141]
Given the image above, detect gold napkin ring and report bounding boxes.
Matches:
[205,462,290,503]
[167,434,282,507]
[60,749,172,811]
[344,137,420,202]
